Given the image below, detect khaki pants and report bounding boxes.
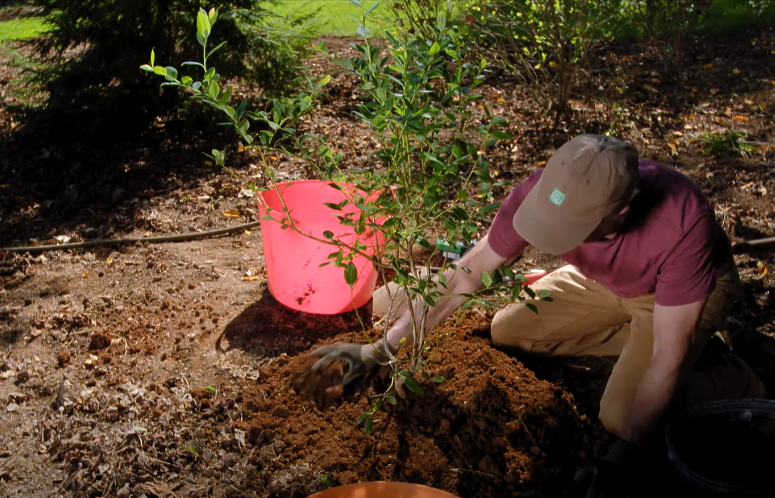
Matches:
[490,265,766,435]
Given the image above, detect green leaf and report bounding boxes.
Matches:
[207,41,227,59]
[432,376,446,383]
[415,237,433,250]
[140,64,153,72]
[437,12,447,30]
[344,262,357,286]
[239,120,250,136]
[492,131,514,140]
[181,76,193,86]
[398,369,411,378]
[481,272,492,287]
[491,116,508,126]
[208,81,220,100]
[356,24,370,37]
[461,266,471,274]
[220,86,232,105]
[538,290,551,299]
[196,32,206,47]
[321,475,335,487]
[323,230,335,239]
[150,48,155,67]
[153,66,167,76]
[387,395,397,405]
[197,10,211,38]
[429,42,440,56]
[164,66,177,80]
[479,202,500,214]
[349,0,362,5]
[404,376,425,396]
[204,68,216,81]
[526,302,538,314]
[320,74,332,86]
[208,7,218,24]
[366,1,380,15]
[364,416,373,434]
[235,99,249,119]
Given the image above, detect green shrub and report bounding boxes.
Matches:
[144,7,544,429]
[465,0,614,119]
[618,0,711,78]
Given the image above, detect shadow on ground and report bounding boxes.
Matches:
[217,282,373,359]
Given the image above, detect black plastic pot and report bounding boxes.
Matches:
[666,399,775,497]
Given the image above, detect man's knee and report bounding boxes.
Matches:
[490,306,533,352]
[598,395,630,436]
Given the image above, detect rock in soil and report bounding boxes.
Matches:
[57,350,70,367]
[89,332,110,350]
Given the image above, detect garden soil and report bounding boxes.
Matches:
[1,22,775,498]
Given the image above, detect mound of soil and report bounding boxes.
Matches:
[235,310,608,498]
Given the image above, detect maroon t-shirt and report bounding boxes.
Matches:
[489,160,735,306]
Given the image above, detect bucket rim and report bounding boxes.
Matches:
[665,398,775,492]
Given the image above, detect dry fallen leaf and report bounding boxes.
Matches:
[733,116,748,122]
[242,276,259,281]
[244,230,254,235]
[732,69,741,75]
[704,63,713,69]
[106,257,114,265]
[758,262,768,278]
[223,210,240,218]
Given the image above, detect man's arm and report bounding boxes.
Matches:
[618,298,707,444]
[383,233,520,353]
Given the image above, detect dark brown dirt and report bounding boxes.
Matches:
[0,20,774,498]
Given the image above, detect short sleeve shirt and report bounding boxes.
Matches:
[488,160,735,306]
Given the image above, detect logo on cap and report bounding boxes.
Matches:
[549,188,566,206]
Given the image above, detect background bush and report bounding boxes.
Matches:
[29,0,316,140]
[463,0,615,119]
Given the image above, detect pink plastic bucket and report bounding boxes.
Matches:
[258,180,385,314]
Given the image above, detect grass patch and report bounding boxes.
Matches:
[0,41,47,109]
[0,16,47,41]
[698,0,775,35]
[268,0,396,37]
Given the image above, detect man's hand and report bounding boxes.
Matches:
[574,439,642,498]
[308,342,389,386]
[291,341,391,401]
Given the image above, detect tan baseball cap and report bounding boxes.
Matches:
[513,134,639,255]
